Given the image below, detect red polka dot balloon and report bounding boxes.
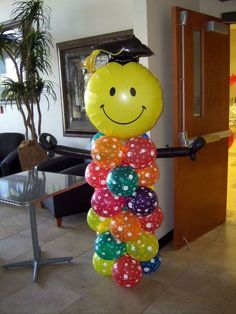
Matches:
[139,207,164,233]
[91,188,125,217]
[123,137,157,169]
[85,161,109,189]
[112,254,143,288]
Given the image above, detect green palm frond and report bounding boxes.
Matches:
[0,0,55,141]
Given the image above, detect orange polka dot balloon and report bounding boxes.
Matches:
[137,163,160,186]
[110,211,142,242]
[91,136,123,170]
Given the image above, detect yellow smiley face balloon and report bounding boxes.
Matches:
[85,62,163,139]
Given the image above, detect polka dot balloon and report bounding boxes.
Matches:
[85,161,109,189]
[110,211,142,242]
[139,207,164,233]
[95,231,126,260]
[126,231,159,261]
[137,163,160,187]
[106,165,138,197]
[112,255,143,288]
[123,137,157,169]
[91,188,125,217]
[92,252,115,276]
[91,136,123,170]
[126,186,158,216]
[141,253,161,274]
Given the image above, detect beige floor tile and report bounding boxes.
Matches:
[197,240,236,271]
[38,251,167,314]
[212,223,236,245]
[172,261,236,311]
[143,287,222,314]
[0,229,32,264]
[41,228,94,258]
[62,295,114,314]
[86,276,166,314]
[0,267,32,303]
[0,214,29,240]
[150,251,190,285]
[160,236,211,262]
[57,251,167,314]
[0,205,24,220]
[36,218,70,244]
[0,280,81,314]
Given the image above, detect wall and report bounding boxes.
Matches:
[0,0,133,148]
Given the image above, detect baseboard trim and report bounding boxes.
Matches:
[159,230,173,249]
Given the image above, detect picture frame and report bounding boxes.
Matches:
[57,29,133,137]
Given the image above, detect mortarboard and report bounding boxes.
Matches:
[84,35,153,72]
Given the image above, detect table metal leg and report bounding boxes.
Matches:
[2,203,73,281]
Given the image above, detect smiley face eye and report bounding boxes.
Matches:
[110,87,116,96]
[130,87,136,97]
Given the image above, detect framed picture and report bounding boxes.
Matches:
[57,29,133,137]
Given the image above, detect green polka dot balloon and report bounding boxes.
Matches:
[106,165,138,197]
[95,231,126,260]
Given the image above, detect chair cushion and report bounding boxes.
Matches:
[0,133,25,161]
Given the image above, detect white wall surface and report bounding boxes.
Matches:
[0,0,133,148]
[0,0,234,238]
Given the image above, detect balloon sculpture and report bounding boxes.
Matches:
[84,36,164,287]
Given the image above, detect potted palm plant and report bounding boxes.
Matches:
[0,0,56,170]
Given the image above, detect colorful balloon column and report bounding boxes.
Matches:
[84,49,164,287]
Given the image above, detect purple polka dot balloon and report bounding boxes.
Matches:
[126,186,158,216]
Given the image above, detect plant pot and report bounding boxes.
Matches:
[18,140,48,171]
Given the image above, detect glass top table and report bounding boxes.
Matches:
[0,170,86,281]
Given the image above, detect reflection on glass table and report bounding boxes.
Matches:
[0,170,86,281]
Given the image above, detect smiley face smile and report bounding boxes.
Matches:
[100,104,146,125]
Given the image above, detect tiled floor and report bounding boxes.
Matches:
[0,134,235,314]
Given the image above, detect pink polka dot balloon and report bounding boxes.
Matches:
[91,188,125,217]
[123,137,157,169]
[112,255,143,288]
[85,161,109,189]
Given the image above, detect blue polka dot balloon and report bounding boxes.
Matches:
[141,253,161,274]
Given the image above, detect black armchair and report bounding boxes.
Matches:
[0,132,25,177]
[36,155,93,227]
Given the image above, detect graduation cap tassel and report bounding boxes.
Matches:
[84,48,125,73]
[84,49,101,73]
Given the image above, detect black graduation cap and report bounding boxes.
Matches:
[84,35,154,72]
[94,35,154,64]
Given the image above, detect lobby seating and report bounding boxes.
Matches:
[0,132,25,177]
[36,155,93,227]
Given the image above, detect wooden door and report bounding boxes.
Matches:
[172,7,229,249]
